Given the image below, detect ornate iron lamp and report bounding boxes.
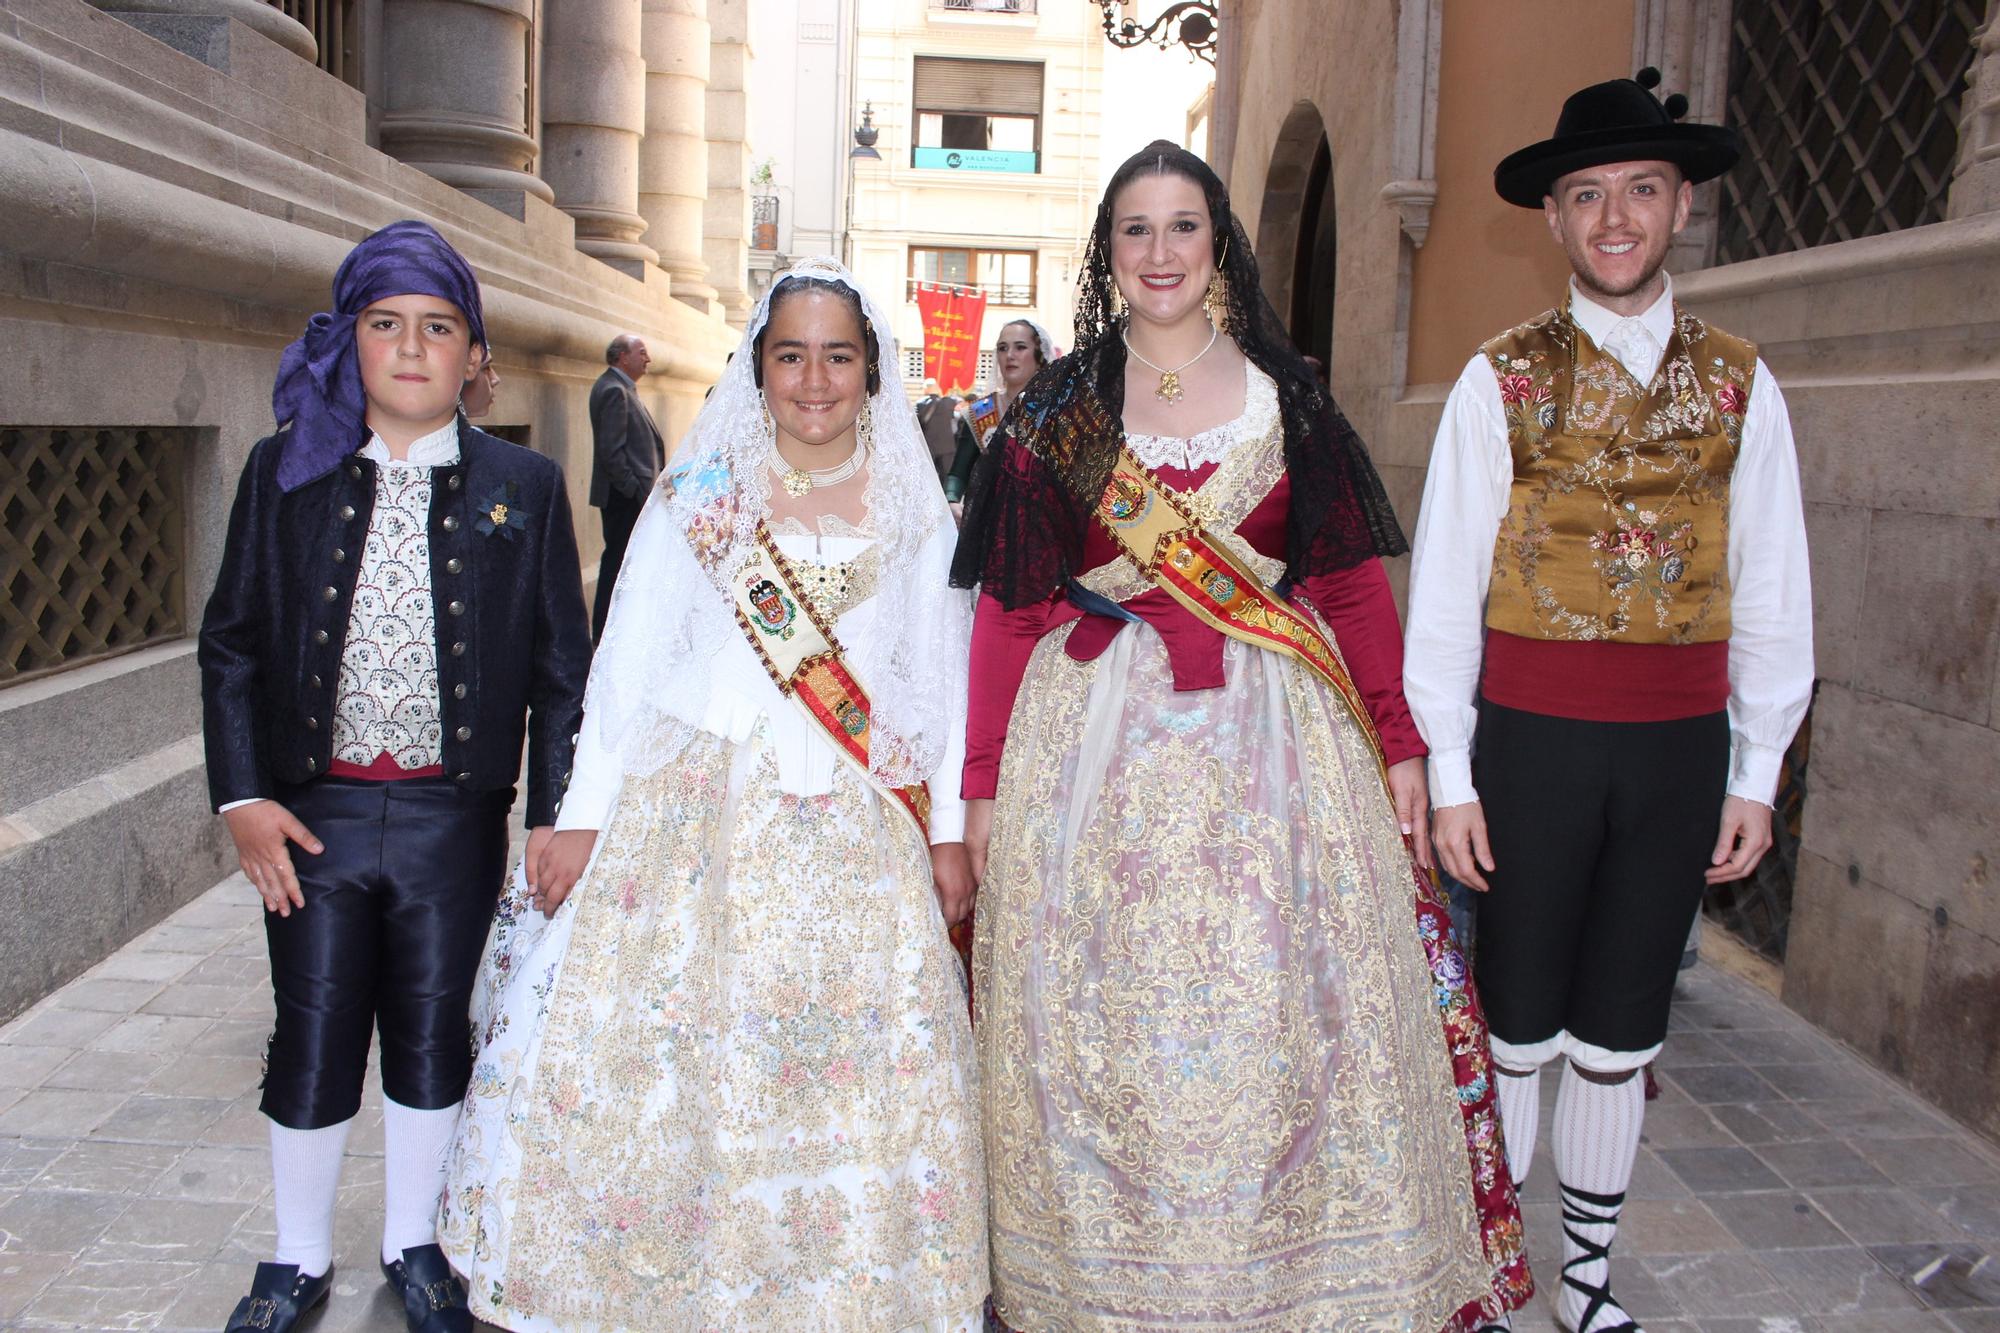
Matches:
[851,103,882,161]
[1097,1,1218,64]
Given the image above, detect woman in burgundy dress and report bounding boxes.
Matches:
[951,141,1532,1332]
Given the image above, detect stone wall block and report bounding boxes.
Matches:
[1784,381,2000,519]
[0,756,232,1022]
[1783,849,1931,1079]
[0,646,201,815]
[1912,923,2000,1140]
[89,0,315,61]
[1803,502,1870,688]
[1799,685,2000,944]
[1851,511,2000,723]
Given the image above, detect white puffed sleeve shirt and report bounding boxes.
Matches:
[1403,275,1815,809]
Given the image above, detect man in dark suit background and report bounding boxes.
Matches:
[589,332,665,641]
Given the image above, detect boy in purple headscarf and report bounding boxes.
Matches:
[199,220,592,1332]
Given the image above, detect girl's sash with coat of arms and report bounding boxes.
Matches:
[726,524,932,839]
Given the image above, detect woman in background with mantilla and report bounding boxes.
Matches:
[952,141,1531,1332]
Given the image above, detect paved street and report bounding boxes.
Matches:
[0,873,1996,1331]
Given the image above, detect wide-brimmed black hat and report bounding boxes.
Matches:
[1494,67,1740,208]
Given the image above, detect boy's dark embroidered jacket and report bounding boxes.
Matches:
[198,423,592,826]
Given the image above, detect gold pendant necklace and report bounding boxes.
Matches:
[1123,324,1219,403]
[776,444,866,497]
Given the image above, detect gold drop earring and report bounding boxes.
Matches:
[1204,238,1231,334]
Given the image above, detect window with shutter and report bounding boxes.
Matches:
[912,56,1043,173]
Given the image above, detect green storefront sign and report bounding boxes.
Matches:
[913,147,1038,174]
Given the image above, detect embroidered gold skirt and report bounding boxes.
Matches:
[440,722,987,1332]
[977,623,1493,1331]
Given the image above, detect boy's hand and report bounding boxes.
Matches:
[931,841,975,927]
[221,800,323,917]
[528,827,597,916]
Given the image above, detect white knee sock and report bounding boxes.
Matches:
[380,1095,460,1265]
[1495,1064,1542,1187]
[270,1117,353,1279]
[1553,1064,1646,1332]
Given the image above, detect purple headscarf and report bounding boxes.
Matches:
[270,219,488,491]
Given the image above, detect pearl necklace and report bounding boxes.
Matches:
[775,442,865,498]
[1123,323,1219,403]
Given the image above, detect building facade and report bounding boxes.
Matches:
[844,0,1107,388]
[1212,0,2000,1142]
[0,0,756,1018]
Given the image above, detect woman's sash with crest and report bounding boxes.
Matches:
[727,525,931,839]
[1092,451,1389,779]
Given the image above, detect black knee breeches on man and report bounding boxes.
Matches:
[1471,700,1728,1067]
[261,776,512,1130]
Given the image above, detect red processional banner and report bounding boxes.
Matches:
[913,283,988,394]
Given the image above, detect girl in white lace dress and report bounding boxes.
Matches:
[439,261,986,1332]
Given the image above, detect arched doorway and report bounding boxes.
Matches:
[1290,136,1335,372]
[1256,102,1336,371]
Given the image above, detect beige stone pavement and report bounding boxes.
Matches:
[0,871,1997,1331]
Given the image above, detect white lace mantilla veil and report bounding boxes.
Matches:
[583,257,967,793]
[1015,317,1058,364]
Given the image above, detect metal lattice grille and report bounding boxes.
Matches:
[1,428,188,687]
[1716,0,1980,264]
[1705,697,1817,961]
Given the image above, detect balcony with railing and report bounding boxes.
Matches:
[751,195,779,252]
[904,279,1034,306]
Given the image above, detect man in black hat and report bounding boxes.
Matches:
[1403,69,1813,1332]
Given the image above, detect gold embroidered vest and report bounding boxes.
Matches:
[1482,302,1756,644]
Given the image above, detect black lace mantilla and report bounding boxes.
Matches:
[951,141,1406,606]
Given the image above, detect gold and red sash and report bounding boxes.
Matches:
[727,525,931,839]
[1092,451,1389,779]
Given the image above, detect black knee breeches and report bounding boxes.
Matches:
[1471,700,1728,1060]
[260,776,512,1130]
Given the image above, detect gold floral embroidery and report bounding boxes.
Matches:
[1484,303,1755,644]
[976,624,1490,1330]
[442,726,986,1331]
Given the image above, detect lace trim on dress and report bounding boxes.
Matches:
[1124,361,1279,472]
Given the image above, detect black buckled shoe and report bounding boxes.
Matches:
[380,1243,473,1333]
[223,1262,333,1332]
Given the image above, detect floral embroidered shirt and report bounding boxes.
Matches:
[1403,274,1814,808]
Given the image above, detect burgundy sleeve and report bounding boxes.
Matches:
[963,590,1056,800]
[1295,557,1427,768]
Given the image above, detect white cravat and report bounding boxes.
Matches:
[1601,317,1661,384]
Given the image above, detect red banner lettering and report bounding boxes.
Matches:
[913,283,989,395]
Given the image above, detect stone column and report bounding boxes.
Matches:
[541,0,659,272]
[704,0,755,324]
[1632,0,1733,271]
[1949,1,2000,219]
[642,0,718,307]
[379,0,553,204]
